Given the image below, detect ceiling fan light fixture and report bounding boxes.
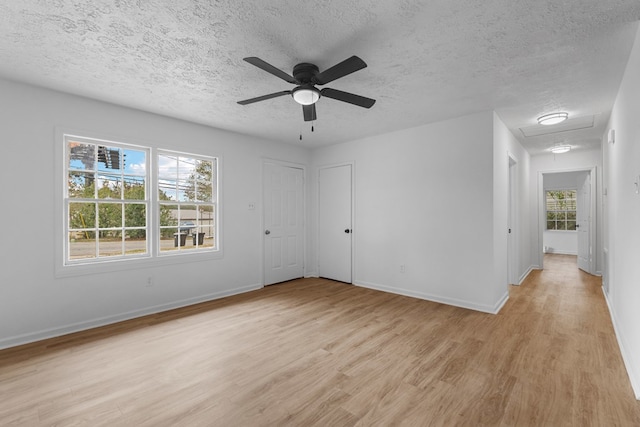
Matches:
[550,144,571,154]
[538,112,568,126]
[292,87,320,105]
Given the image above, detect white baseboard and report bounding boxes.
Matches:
[0,283,263,351]
[602,288,640,400]
[545,250,577,255]
[355,280,508,314]
[518,266,536,285]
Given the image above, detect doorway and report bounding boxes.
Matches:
[263,161,305,285]
[538,167,596,274]
[318,163,353,283]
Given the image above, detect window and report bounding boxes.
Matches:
[65,135,149,263]
[158,152,217,253]
[546,190,576,230]
[62,133,219,269]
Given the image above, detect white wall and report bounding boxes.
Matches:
[0,79,534,348]
[0,78,310,349]
[543,231,576,255]
[603,25,640,399]
[529,149,603,271]
[311,111,531,313]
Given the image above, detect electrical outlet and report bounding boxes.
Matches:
[146,276,154,287]
[248,203,256,210]
[400,264,406,273]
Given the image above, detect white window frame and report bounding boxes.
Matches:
[545,189,577,231]
[55,128,223,278]
[156,150,219,257]
[63,134,151,266]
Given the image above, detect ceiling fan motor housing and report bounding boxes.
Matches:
[293,63,319,84]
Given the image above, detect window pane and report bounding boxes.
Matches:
[125,203,146,228]
[181,205,197,222]
[69,202,96,229]
[567,211,576,221]
[201,223,215,248]
[97,174,123,199]
[158,154,177,179]
[69,231,96,260]
[195,159,213,202]
[178,180,193,202]
[178,157,196,180]
[124,177,145,200]
[68,172,95,198]
[97,146,122,172]
[125,230,147,255]
[160,228,180,252]
[98,203,122,228]
[547,221,556,230]
[557,221,567,230]
[546,211,556,221]
[68,141,95,171]
[99,231,123,257]
[159,179,177,201]
[123,149,146,176]
[160,204,178,227]
[556,212,567,221]
[567,221,576,231]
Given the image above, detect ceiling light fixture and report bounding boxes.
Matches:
[292,86,320,105]
[538,112,568,126]
[550,144,571,154]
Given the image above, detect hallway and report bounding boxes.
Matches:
[501,253,640,424]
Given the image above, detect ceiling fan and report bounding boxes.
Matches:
[237,55,376,122]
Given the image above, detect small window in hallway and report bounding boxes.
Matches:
[546,190,577,230]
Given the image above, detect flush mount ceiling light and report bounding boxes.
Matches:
[538,112,568,126]
[292,86,320,105]
[550,144,571,154]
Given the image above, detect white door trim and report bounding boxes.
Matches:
[262,158,307,286]
[316,161,355,283]
[508,153,519,285]
[538,166,597,273]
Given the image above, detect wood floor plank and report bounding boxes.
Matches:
[1,255,639,425]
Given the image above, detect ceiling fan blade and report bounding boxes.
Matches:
[303,104,317,122]
[320,88,376,108]
[243,57,298,84]
[313,56,367,85]
[237,90,291,105]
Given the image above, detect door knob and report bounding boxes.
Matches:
[344,229,351,233]
[265,230,271,235]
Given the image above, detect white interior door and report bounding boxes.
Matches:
[263,163,304,285]
[318,164,352,283]
[577,172,591,272]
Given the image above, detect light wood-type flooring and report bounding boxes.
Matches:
[1,254,639,425]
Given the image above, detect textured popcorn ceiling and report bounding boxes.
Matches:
[1,1,639,153]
